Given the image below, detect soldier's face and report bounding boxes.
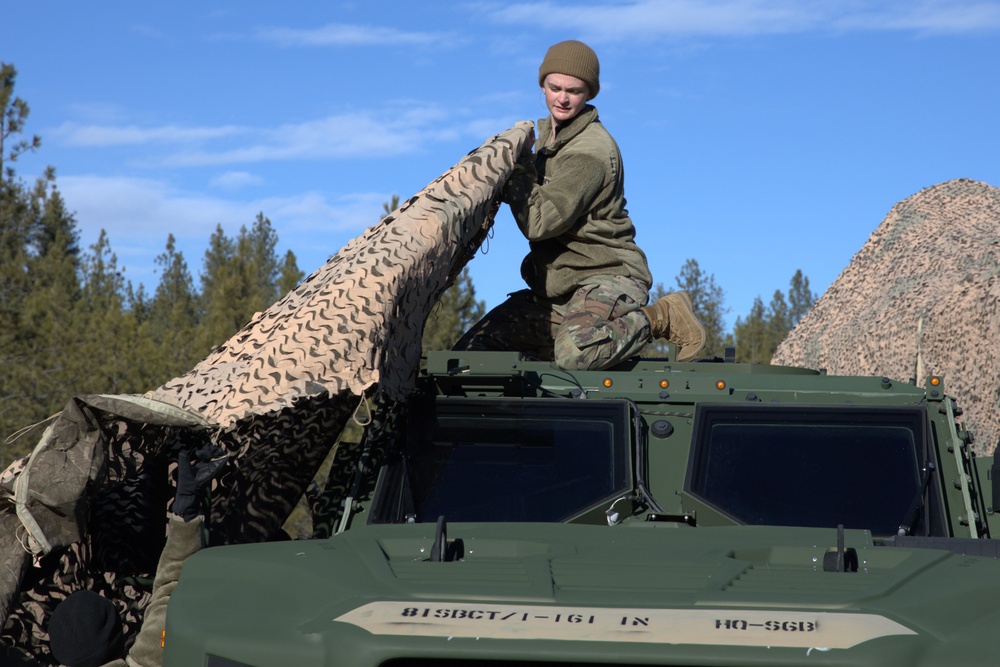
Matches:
[542,73,590,125]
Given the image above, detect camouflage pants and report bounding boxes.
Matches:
[454,276,651,370]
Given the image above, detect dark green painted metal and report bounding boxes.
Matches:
[165,350,997,666]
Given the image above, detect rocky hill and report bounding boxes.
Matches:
[773,178,1000,455]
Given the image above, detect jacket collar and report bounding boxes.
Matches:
[538,105,599,152]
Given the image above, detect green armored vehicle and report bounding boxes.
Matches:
[163,348,1000,666]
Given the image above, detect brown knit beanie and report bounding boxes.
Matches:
[538,40,600,99]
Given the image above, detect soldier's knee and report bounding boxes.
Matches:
[554,336,614,371]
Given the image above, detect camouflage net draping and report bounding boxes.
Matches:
[0,395,211,660]
[0,121,534,661]
[773,178,1000,455]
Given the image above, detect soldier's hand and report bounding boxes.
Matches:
[172,444,227,521]
[522,128,535,157]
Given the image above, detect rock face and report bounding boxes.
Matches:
[773,179,1000,454]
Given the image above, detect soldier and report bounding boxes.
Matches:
[455,40,705,369]
[45,446,223,667]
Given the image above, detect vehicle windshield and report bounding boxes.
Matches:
[686,404,931,535]
[372,397,631,523]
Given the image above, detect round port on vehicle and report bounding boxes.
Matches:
[651,420,674,439]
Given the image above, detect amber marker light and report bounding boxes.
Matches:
[659,379,669,389]
[603,378,613,388]
[930,377,941,386]
[715,380,727,390]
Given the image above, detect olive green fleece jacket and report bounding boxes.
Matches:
[104,514,203,667]
[503,105,652,299]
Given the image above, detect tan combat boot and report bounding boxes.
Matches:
[641,290,706,362]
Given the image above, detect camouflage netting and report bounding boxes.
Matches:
[0,121,533,660]
[0,395,211,657]
[773,178,1000,455]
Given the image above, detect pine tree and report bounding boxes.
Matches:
[0,64,56,460]
[0,64,36,381]
[19,181,83,402]
[277,250,305,296]
[733,296,770,364]
[75,230,141,395]
[422,267,486,354]
[147,234,202,379]
[733,270,817,364]
[675,258,728,358]
[0,176,80,453]
[0,63,41,180]
[237,212,281,307]
[197,224,237,350]
[197,214,301,351]
[0,178,31,383]
[788,269,816,328]
[642,259,727,359]
[381,195,400,217]
[765,289,791,358]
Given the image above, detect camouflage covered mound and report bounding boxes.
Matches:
[773,178,1000,454]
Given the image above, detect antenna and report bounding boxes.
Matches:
[914,314,925,384]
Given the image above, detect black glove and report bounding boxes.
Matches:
[500,159,536,207]
[172,444,227,521]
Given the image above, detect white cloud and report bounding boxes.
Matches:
[479,0,819,38]
[59,175,251,244]
[49,103,472,167]
[477,0,1000,39]
[266,191,393,233]
[51,122,247,147]
[157,106,455,167]
[252,22,449,47]
[833,1,1000,33]
[209,171,265,190]
[56,175,393,287]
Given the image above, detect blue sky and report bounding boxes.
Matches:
[4,1,999,331]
